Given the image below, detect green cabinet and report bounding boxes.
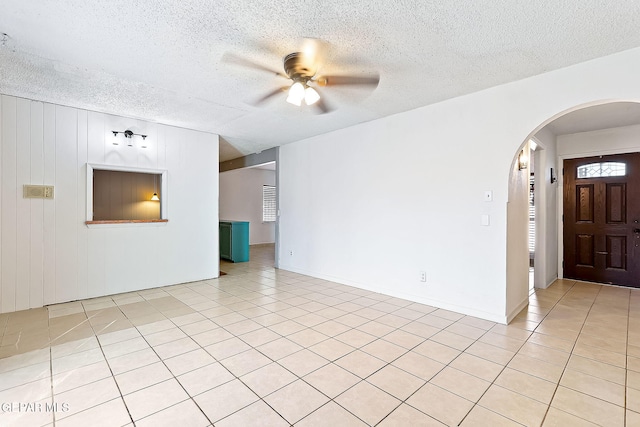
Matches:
[219,221,249,262]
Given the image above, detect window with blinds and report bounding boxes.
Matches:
[262,185,276,222]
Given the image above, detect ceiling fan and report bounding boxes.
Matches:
[223,38,380,114]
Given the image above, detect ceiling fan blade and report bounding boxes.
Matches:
[315,74,380,87]
[309,88,331,114]
[222,52,286,78]
[252,87,288,106]
[313,97,331,114]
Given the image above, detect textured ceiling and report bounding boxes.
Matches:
[1,1,640,161]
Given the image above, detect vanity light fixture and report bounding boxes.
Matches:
[112,130,148,147]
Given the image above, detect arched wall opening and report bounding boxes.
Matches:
[506,100,640,322]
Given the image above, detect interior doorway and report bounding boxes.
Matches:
[218,159,278,271]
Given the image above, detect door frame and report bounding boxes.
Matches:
[557,147,640,280]
[218,147,280,269]
[532,142,545,289]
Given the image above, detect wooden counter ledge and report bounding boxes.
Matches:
[85,219,169,225]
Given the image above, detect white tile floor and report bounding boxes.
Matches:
[1,244,639,426]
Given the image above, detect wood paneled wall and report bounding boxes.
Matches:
[0,95,219,313]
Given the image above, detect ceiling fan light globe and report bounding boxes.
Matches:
[304,87,320,105]
[286,94,302,106]
[286,82,305,106]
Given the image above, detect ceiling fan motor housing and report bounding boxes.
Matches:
[283,52,316,82]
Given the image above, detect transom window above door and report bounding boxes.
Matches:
[577,162,626,178]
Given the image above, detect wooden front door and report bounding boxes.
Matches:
[563,153,640,287]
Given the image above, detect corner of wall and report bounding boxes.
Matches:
[506,297,529,324]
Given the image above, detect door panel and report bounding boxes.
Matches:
[576,234,594,266]
[576,184,594,222]
[606,235,626,270]
[606,183,626,223]
[563,152,640,287]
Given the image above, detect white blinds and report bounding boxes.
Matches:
[262,185,276,222]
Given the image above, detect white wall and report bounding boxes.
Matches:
[532,127,559,289]
[219,167,276,245]
[506,142,530,321]
[0,95,219,314]
[558,124,640,158]
[278,47,640,323]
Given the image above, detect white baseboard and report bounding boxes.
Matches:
[506,297,529,324]
[278,264,509,324]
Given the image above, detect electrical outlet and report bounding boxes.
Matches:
[420,271,427,282]
[289,250,293,256]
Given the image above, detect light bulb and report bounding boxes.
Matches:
[286,82,305,106]
[304,87,320,105]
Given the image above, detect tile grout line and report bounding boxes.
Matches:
[203,300,382,425]
[49,294,204,425]
[518,281,580,414]
[86,301,138,427]
[3,301,505,425]
[240,302,480,425]
[101,276,542,425]
[102,296,214,427]
[116,283,323,425]
[625,287,631,427]
[48,316,55,427]
[435,319,528,426]
[200,282,441,425]
[537,282,607,426]
[457,280,577,426]
[49,289,494,425]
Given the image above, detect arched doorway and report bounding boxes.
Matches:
[507,101,640,319]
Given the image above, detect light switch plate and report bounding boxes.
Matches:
[23,185,54,199]
[481,214,490,226]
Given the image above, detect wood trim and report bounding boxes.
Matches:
[85,219,168,225]
[219,147,277,172]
